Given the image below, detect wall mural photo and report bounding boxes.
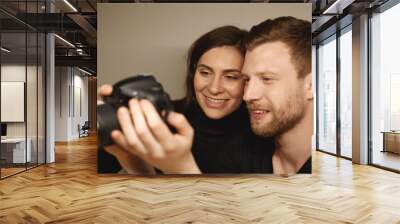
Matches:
[97,3,313,175]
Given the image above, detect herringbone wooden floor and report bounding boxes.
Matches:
[1,135,400,223]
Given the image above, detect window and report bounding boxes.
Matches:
[317,35,337,154]
[339,27,352,158]
[370,2,400,171]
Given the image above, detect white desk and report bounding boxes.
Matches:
[1,138,32,163]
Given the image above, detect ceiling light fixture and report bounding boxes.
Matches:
[63,0,78,12]
[76,48,85,55]
[1,47,11,53]
[323,0,341,14]
[78,67,93,76]
[322,0,354,15]
[54,34,75,48]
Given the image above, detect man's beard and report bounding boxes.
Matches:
[247,94,305,137]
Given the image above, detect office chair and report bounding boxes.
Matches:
[79,121,90,138]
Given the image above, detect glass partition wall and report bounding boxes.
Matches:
[1,31,27,177]
[0,2,46,179]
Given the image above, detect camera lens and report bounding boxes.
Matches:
[97,104,120,147]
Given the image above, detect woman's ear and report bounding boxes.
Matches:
[303,73,314,101]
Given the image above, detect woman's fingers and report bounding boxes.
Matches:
[139,100,175,149]
[167,111,194,138]
[110,130,138,156]
[97,85,113,104]
[129,99,165,159]
[97,85,112,105]
[104,143,155,174]
[116,107,147,156]
[104,144,128,158]
[98,84,113,96]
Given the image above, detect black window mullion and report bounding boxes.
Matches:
[316,44,320,151]
[25,0,28,171]
[336,28,341,157]
[367,11,373,165]
[36,0,39,167]
[0,24,2,179]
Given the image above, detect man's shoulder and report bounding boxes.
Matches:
[297,157,312,174]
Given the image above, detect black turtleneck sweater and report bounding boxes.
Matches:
[174,100,275,173]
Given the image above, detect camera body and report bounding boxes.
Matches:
[97,75,174,147]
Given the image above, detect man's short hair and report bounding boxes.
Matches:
[243,16,311,78]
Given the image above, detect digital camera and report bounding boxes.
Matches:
[97,75,174,147]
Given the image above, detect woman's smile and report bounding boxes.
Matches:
[203,94,229,109]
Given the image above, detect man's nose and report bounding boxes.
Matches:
[208,76,223,94]
[243,79,262,102]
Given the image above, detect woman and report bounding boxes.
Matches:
[98,26,275,174]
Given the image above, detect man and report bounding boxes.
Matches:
[241,16,313,174]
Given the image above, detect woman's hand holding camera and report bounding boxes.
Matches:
[98,85,155,174]
[113,99,200,174]
[98,85,201,174]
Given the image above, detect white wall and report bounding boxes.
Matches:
[72,72,89,138]
[55,66,69,141]
[98,3,311,99]
[54,67,89,141]
[46,33,55,163]
[1,65,36,138]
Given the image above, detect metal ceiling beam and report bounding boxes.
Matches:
[12,13,82,32]
[55,55,96,69]
[0,8,38,31]
[312,15,335,33]
[86,0,97,12]
[66,13,97,40]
